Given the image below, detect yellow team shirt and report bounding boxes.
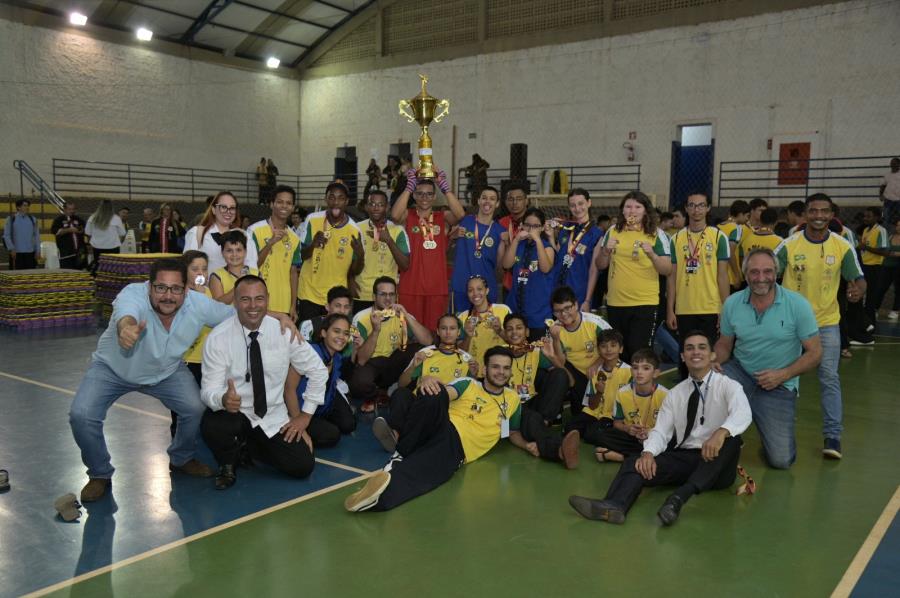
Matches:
[448,378,522,463]
[550,312,612,375]
[507,347,552,400]
[298,212,361,306]
[602,228,670,306]
[408,345,473,388]
[582,361,632,420]
[355,220,411,301]
[775,231,864,327]
[183,287,214,364]
[737,229,783,264]
[211,266,260,295]
[248,221,302,314]
[353,307,416,359]
[613,383,669,428]
[719,221,752,286]
[459,304,511,376]
[860,224,888,266]
[670,226,731,315]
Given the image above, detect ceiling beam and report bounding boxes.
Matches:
[233,0,317,58]
[181,0,235,43]
[232,0,330,30]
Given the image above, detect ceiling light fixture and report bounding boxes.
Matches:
[136,27,153,41]
[266,57,280,69]
[69,12,88,26]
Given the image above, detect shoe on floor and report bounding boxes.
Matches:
[169,459,215,477]
[567,496,626,524]
[54,493,82,521]
[849,339,875,346]
[657,494,684,526]
[372,417,397,453]
[888,311,899,321]
[80,478,110,502]
[345,471,391,512]
[823,438,842,460]
[560,430,580,469]
[215,464,237,490]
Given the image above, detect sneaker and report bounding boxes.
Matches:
[560,430,580,469]
[889,311,899,321]
[657,494,685,526]
[169,459,215,477]
[345,471,391,512]
[823,438,842,460]
[849,339,875,346]
[80,478,110,502]
[372,417,397,453]
[567,496,626,524]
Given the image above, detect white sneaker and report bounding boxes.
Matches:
[888,311,899,320]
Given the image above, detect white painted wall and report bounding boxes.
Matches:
[0,18,302,199]
[299,0,900,205]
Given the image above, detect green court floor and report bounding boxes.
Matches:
[38,345,900,598]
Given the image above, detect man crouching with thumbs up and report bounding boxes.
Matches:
[70,258,238,503]
[199,275,328,489]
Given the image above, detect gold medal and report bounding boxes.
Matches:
[423,239,437,250]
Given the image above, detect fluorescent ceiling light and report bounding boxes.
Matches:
[136,27,153,41]
[266,57,280,69]
[69,12,88,26]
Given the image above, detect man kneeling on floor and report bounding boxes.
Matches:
[200,275,328,489]
[345,346,579,512]
[569,330,751,526]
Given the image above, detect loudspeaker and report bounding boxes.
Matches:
[334,157,358,204]
[390,143,412,163]
[336,146,357,160]
[510,143,528,181]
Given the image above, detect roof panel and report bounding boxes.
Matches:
[297,3,348,25]
[138,0,207,18]
[252,39,308,62]
[121,8,194,38]
[211,3,271,31]
[191,25,252,51]
[277,21,328,45]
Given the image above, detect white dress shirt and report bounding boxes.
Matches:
[200,315,328,437]
[643,370,752,456]
[184,224,258,273]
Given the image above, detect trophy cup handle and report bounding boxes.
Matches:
[398,99,416,123]
[432,99,450,123]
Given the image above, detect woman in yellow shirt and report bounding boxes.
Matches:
[458,276,510,378]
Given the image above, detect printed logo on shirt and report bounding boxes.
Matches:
[825,255,836,265]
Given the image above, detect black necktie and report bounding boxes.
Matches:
[679,382,701,448]
[248,331,267,418]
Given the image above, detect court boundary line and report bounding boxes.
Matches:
[831,485,900,598]
[21,472,372,598]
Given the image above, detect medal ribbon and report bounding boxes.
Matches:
[474,220,493,256]
[419,212,435,244]
[686,228,706,263]
[566,222,592,257]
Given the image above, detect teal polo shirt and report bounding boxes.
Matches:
[720,284,819,392]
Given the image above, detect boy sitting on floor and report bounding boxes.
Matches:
[593,348,668,463]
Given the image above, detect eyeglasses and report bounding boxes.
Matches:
[552,303,576,316]
[376,291,397,298]
[685,203,708,209]
[522,223,542,230]
[151,284,185,295]
[215,204,237,213]
[414,191,436,198]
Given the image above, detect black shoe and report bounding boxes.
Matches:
[568,496,626,524]
[657,494,684,526]
[215,464,237,490]
[238,443,254,469]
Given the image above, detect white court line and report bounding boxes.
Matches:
[22,472,374,598]
[831,485,900,598]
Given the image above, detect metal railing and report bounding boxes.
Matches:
[717,155,895,205]
[52,158,359,206]
[457,164,641,201]
[13,160,65,212]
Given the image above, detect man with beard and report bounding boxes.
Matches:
[346,346,533,512]
[297,181,364,321]
[714,248,823,469]
[69,258,299,503]
[353,190,410,313]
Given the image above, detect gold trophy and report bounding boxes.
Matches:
[399,74,450,179]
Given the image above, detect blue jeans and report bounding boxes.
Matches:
[722,360,798,469]
[69,360,206,479]
[817,324,842,440]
